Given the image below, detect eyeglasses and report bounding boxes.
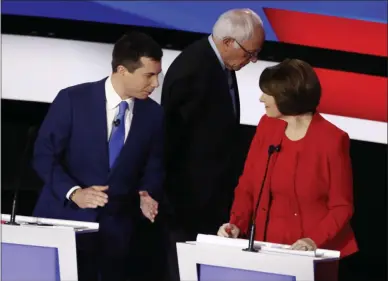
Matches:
[234,40,260,60]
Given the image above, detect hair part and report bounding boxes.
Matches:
[259,59,322,115]
[212,9,263,43]
[111,31,163,73]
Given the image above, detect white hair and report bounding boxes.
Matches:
[212,9,263,44]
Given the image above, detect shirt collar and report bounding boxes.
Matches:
[208,35,225,70]
[105,76,134,110]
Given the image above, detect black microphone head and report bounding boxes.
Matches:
[268,144,281,155]
[113,119,121,127]
[268,145,275,154]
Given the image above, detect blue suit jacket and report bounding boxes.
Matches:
[33,78,164,227]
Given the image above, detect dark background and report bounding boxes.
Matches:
[2,15,387,281]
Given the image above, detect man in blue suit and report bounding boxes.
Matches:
[33,32,164,281]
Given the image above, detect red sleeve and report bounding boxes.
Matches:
[229,115,267,236]
[306,133,354,247]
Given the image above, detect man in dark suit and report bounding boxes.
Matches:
[33,32,164,281]
[161,8,265,280]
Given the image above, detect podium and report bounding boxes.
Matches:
[177,234,340,281]
[1,214,99,281]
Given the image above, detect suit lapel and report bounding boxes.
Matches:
[204,38,239,122]
[212,66,238,122]
[257,119,286,240]
[88,78,110,173]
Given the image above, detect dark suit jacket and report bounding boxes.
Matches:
[161,37,243,232]
[230,113,358,257]
[33,77,164,254]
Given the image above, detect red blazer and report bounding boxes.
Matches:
[230,113,358,257]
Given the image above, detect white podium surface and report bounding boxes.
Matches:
[177,234,340,281]
[1,214,99,281]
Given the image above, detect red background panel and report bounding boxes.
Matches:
[315,68,387,122]
[264,8,388,57]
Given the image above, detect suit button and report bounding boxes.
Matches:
[294,213,298,216]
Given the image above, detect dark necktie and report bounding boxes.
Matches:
[225,69,237,115]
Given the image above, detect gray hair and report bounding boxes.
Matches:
[212,9,263,43]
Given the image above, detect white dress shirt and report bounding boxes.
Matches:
[208,34,225,70]
[66,76,134,199]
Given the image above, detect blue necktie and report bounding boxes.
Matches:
[109,101,128,168]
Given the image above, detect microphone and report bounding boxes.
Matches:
[113,119,121,127]
[7,126,38,225]
[243,144,281,252]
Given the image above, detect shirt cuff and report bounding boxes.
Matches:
[66,186,81,200]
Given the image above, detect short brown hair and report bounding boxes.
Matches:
[259,58,321,115]
[111,31,163,73]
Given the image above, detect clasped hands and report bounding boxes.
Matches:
[71,186,158,222]
[217,223,317,251]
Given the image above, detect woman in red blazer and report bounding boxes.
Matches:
[218,59,358,258]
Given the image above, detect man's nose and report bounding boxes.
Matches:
[250,56,258,63]
[152,76,159,88]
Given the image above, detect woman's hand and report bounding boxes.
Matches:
[217,223,240,238]
[291,238,317,251]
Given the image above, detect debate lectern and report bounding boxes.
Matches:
[177,234,340,281]
[1,214,99,281]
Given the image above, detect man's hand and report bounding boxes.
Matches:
[290,238,317,251]
[72,186,108,209]
[139,191,158,223]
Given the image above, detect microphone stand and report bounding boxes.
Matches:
[7,126,37,225]
[243,145,279,252]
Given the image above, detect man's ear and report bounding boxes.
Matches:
[117,65,127,76]
[222,37,234,47]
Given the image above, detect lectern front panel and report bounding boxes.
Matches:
[198,264,296,281]
[1,243,60,281]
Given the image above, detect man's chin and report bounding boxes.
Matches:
[136,91,152,99]
[231,64,244,71]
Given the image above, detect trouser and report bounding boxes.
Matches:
[77,247,129,281]
[163,227,198,281]
[162,215,226,281]
[77,215,169,281]
[75,214,134,281]
[76,230,131,281]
